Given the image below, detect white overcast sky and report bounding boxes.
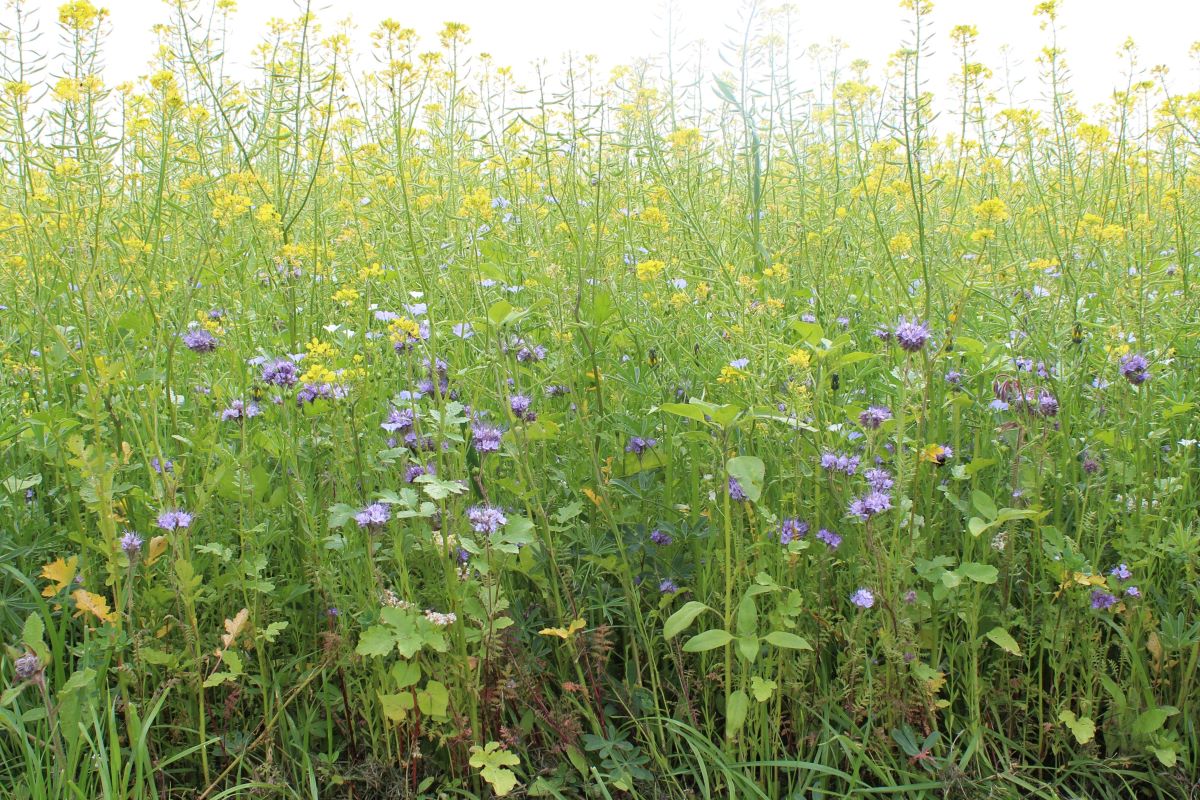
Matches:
[12,0,1200,111]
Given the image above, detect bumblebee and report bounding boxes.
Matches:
[1071,322,1084,345]
[830,373,840,391]
[921,443,953,466]
[648,347,659,368]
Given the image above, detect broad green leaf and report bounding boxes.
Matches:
[682,629,733,652]
[355,625,395,658]
[725,689,749,739]
[958,562,998,584]
[1132,706,1177,737]
[971,490,997,520]
[764,631,813,650]
[663,601,711,640]
[985,626,1022,656]
[1058,710,1096,744]
[658,402,711,424]
[735,635,759,663]
[750,676,777,702]
[967,517,991,537]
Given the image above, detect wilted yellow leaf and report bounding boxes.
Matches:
[41,556,78,597]
[144,535,168,567]
[221,608,250,651]
[581,487,602,507]
[539,618,586,639]
[72,589,116,623]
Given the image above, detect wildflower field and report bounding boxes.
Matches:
[1,0,1199,797]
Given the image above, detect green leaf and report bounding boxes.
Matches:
[391,659,421,688]
[659,402,711,424]
[735,636,759,663]
[764,631,813,651]
[971,490,997,520]
[59,668,96,695]
[22,613,47,663]
[725,689,749,738]
[1132,706,1177,737]
[682,629,733,652]
[985,626,1022,656]
[967,517,991,537]
[470,742,521,797]
[379,691,415,722]
[418,680,449,718]
[355,625,395,658]
[958,562,998,584]
[735,593,758,637]
[202,672,236,688]
[726,455,765,502]
[750,676,777,702]
[663,601,711,640]
[1058,710,1096,744]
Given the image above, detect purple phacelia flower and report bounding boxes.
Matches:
[859,406,892,429]
[156,509,193,531]
[1090,590,1118,610]
[119,530,144,557]
[864,468,894,491]
[779,518,809,545]
[472,423,503,454]
[509,394,536,422]
[728,477,747,501]
[182,328,218,352]
[625,436,657,456]
[220,399,261,421]
[354,503,391,529]
[893,317,931,352]
[261,358,299,387]
[817,528,842,549]
[849,490,892,521]
[850,588,875,608]
[658,579,678,594]
[467,504,508,534]
[1119,353,1150,385]
[649,529,672,546]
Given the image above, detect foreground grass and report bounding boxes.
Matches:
[0,1,1198,797]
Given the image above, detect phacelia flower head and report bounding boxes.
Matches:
[728,477,747,501]
[819,451,860,475]
[1109,563,1132,580]
[893,316,931,352]
[779,518,809,545]
[850,588,875,608]
[14,652,42,681]
[467,505,507,534]
[382,407,414,433]
[156,509,193,531]
[864,468,894,491]
[625,436,658,456]
[859,406,893,429]
[119,530,144,557]
[817,528,842,550]
[1090,590,1118,610]
[658,579,678,594]
[182,328,218,353]
[355,503,391,529]
[649,529,673,546]
[849,490,892,521]
[220,399,261,422]
[261,358,299,387]
[471,423,503,454]
[509,394,536,422]
[1119,353,1150,385]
